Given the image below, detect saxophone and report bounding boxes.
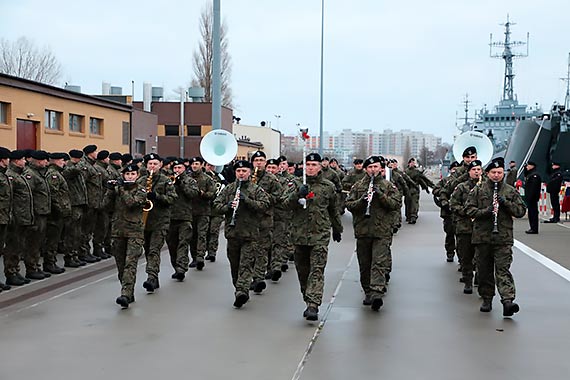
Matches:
[142,170,154,227]
[251,167,259,184]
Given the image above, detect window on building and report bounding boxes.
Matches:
[187,125,201,136]
[165,125,179,136]
[45,110,62,130]
[89,117,103,135]
[122,121,130,145]
[135,139,146,155]
[0,102,9,124]
[69,114,84,133]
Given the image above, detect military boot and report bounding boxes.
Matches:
[64,257,80,268]
[362,294,372,306]
[205,254,216,262]
[480,298,493,312]
[16,273,31,284]
[281,263,289,272]
[446,253,454,262]
[25,271,45,280]
[502,300,520,317]
[189,259,197,268]
[303,304,319,321]
[143,277,159,292]
[253,280,266,294]
[463,279,473,294]
[5,275,26,286]
[116,296,130,309]
[196,259,205,271]
[44,264,65,275]
[371,296,383,311]
[233,292,249,308]
[271,270,282,282]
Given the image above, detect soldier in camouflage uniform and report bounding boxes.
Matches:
[139,153,177,292]
[404,157,434,224]
[105,152,123,253]
[432,161,459,262]
[346,156,401,311]
[62,149,89,267]
[0,147,13,290]
[279,156,296,265]
[387,159,408,233]
[80,145,103,263]
[205,162,225,262]
[110,164,148,308]
[505,160,518,187]
[286,153,343,321]
[249,151,283,289]
[189,157,216,269]
[93,150,112,259]
[320,157,342,194]
[43,153,71,274]
[450,160,483,294]
[22,150,53,279]
[465,157,526,316]
[213,160,271,308]
[167,159,199,281]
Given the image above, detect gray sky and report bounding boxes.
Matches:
[2,0,569,143]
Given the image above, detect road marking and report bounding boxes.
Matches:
[514,240,570,282]
[291,250,356,380]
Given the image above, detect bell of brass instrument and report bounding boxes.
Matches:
[228,180,242,227]
[215,181,226,196]
[142,170,154,227]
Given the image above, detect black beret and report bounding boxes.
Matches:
[233,160,252,170]
[122,163,139,173]
[0,147,10,160]
[408,157,416,164]
[132,158,143,165]
[30,150,49,160]
[322,156,330,161]
[171,158,184,167]
[69,149,84,159]
[468,160,483,170]
[526,161,537,167]
[288,161,296,167]
[63,153,70,161]
[509,160,516,164]
[10,150,26,160]
[462,146,477,157]
[109,152,122,161]
[330,158,338,164]
[486,157,505,172]
[277,155,287,163]
[450,161,460,169]
[121,153,133,163]
[306,153,322,162]
[266,158,279,166]
[363,155,384,168]
[183,158,190,164]
[23,149,34,158]
[83,145,97,154]
[97,150,109,160]
[49,152,67,160]
[353,159,364,165]
[144,153,161,163]
[162,157,173,166]
[250,151,266,161]
[190,156,204,164]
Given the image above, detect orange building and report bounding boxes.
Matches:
[0,73,132,152]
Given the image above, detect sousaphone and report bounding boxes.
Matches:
[200,129,238,166]
[452,131,494,166]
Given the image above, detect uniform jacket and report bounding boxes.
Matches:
[465,180,526,245]
[275,172,296,221]
[433,175,454,218]
[394,168,416,190]
[23,164,51,216]
[213,179,270,240]
[342,168,366,192]
[252,169,283,221]
[321,166,341,193]
[523,168,542,203]
[546,168,563,195]
[170,171,199,221]
[6,163,34,226]
[346,174,401,239]
[46,164,71,217]
[138,171,177,231]
[0,166,12,224]
[285,172,343,246]
[390,169,409,198]
[190,170,216,216]
[83,157,104,210]
[63,160,88,207]
[505,167,518,187]
[109,182,147,239]
[405,167,435,192]
[449,177,478,234]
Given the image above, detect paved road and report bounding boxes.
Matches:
[1,195,569,380]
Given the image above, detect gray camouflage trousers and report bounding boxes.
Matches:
[475,243,515,302]
[113,237,144,298]
[166,220,192,273]
[294,244,328,306]
[356,238,390,297]
[190,215,209,262]
[227,238,256,295]
[144,228,167,280]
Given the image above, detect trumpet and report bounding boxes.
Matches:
[228,180,242,227]
[215,182,226,196]
[251,167,259,184]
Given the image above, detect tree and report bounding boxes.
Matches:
[191,4,233,108]
[0,36,62,85]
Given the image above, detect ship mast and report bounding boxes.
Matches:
[489,15,529,102]
[562,52,570,109]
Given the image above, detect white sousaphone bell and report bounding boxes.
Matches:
[452,131,494,166]
[200,129,238,166]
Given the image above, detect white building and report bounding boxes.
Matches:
[232,123,281,159]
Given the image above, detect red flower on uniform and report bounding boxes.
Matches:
[306,191,315,199]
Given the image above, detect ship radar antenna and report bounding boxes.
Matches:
[561,52,570,110]
[489,14,529,102]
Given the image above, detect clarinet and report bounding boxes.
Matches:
[492,181,499,234]
[228,180,242,227]
[364,174,375,218]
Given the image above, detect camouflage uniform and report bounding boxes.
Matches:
[342,168,366,192]
[44,163,71,267]
[346,174,401,299]
[450,177,479,284]
[0,164,13,281]
[105,163,122,253]
[3,163,33,279]
[205,170,224,259]
[81,156,104,261]
[389,169,408,231]
[286,172,343,307]
[109,182,147,300]
[93,160,111,258]
[272,172,295,272]
[22,163,51,274]
[465,180,526,303]
[505,166,518,187]
[190,170,216,265]
[62,159,88,264]
[140,171,177,281]
[167,171,199,274]
[404,166,434,223]
[432,175,456,261]
[213,180,270,297]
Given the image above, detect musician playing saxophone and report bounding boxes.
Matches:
[213,160,270,309]
[345,156,401,312]
[137,153,177,293]
[465,157,526,317]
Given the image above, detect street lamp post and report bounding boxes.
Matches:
[318,0,325,155]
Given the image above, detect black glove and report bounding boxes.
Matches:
[498,196,506,205]
[239,193,246,200]
[485,205,494,215]
[332,231,342,242]
[147,191,157,201]
[298,184,310,198]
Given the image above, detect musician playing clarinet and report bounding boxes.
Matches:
[213,160,270,309]
[345,156,401,311]
[465,157,526,317]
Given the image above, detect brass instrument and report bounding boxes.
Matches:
[215,181,226,196]
[142,170,154,227]
[228,180,242,227]
[364,174,375,218]
[251,167,259,184]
